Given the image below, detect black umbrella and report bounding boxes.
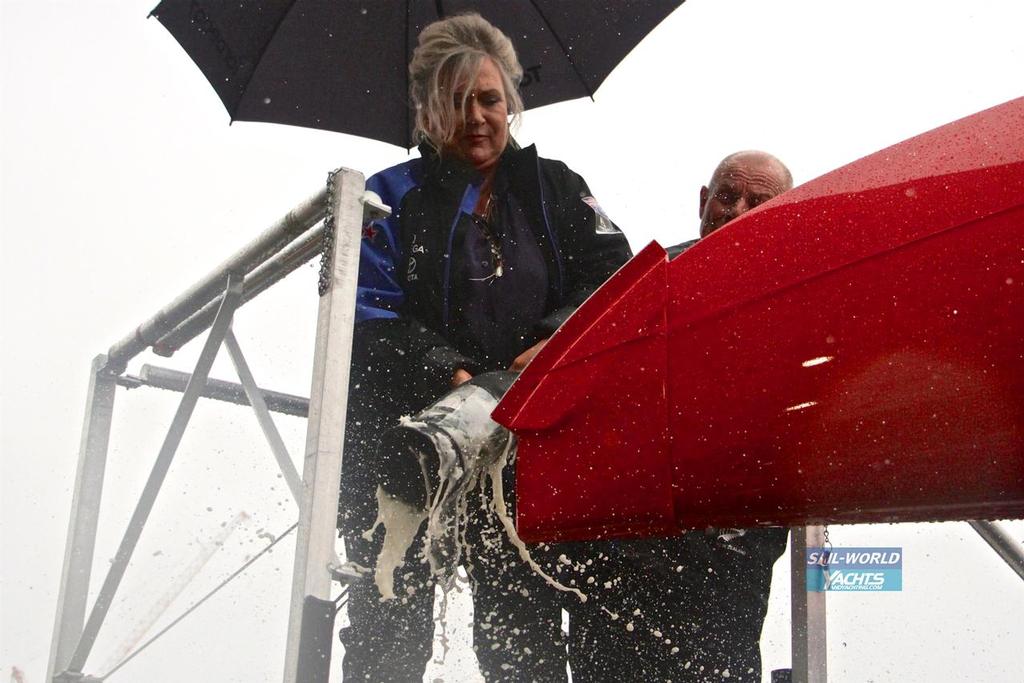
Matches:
[150,0,684,148]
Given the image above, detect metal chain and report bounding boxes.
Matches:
[318,169,339,296]
[822,524,832,551]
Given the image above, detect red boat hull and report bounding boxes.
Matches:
[494,97,1024,542]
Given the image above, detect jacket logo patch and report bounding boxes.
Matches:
[407,234,422,281]
[581,195,619,235]
[362,223,379,240]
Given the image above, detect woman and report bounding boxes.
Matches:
[338,13,632,681]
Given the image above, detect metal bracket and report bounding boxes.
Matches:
[361,190,391,222]
[53,673,103,683]
[328,560,370,585]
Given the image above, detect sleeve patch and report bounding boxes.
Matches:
[581,194,620,235]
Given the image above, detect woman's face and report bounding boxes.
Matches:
[448,56,509,173]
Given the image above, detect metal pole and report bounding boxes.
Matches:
[224,329,304,503]
[283,169,367,683]
[969,520,1024,582]
[104,191,325,374]
[790,526,828,683]
[46,356,117,683]
[154,222,324,356]
[119,364,310,417]
[63,275,244,675]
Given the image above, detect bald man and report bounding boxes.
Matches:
[700,150,793,236]
[667,150,793,259]
[569,151,793,683]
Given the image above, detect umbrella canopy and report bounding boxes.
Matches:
[494,97,1024,542]
[150,0,683,147]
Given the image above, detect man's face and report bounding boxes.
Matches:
[448,56,509,173]
[699,156,790,237]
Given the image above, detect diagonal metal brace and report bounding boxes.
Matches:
[224,329,304,503]
[63,274,245,676]
[970,520,1024,582]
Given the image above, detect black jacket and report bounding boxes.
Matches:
[339,143,632,532]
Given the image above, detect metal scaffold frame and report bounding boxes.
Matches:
[46,168,375,683]
[46,168,1024,683]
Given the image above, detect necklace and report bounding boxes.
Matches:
[472,193,503,281]
[479,189,494,218]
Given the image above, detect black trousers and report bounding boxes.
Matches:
[340,482,567,682]
[566,531,786,683]
[569,603,763,683]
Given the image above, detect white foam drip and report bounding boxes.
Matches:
[366,485,427,600]
[484,440,586,603]
[435,580,451,663]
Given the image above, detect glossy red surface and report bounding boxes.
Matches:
[494,97,1024,542]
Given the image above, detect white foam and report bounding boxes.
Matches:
[367,486,427,599]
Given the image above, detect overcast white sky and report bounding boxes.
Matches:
[2,1,1024,681]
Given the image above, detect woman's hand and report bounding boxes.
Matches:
[509,339,548,373]
[451,368,474,387]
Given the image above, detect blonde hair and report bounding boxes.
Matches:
[409,13,524,149]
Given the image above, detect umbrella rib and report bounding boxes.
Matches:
[232,0,305,123]
[528,0,595,101]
